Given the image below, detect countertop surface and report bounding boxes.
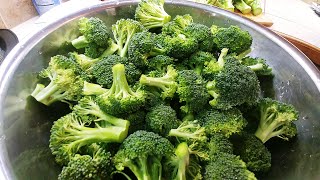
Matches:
[10,0,320,48]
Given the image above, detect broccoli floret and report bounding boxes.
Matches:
[183,51,216,75]
[231,133,271,173]
[162,14,193,36]
[166,142,202,180]
[254,98,299,143]
[168,120,207,143]
[58,144,113,179]
[211,25,252,54]
[112,19,146,57]
[184,23,215,52]
[72,17,110,49]
[234,0,252,14]
[69,41,119,70]
[207,133,233,156]
[240,56,273,76]
[13,147,61,180]
[204,48,260,109]
[197,108,247,137]
[176,70,210,114]
[113,130,174,180]
[166,34,198,59]
[120,110,147,134]
[31,55,87,106]
[128,31,168,68]
[209,0,235,12]
[97,64,146,116]
[91,55,141,88]
[135,0,171,29]
[140,65,178,99]
[146,104,181,136]
[147,55,175,73]
[204,152,257,180]
[49,112,129,165]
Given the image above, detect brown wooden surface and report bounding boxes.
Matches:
[275,31,320,67]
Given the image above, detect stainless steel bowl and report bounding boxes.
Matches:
[0,0,319,179]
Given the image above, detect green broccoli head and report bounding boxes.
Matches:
[72,17,110,49]
[197,108,247,137]
[177,70,210,114]
[204,152,257,180]
[114,130,174,180]
[97,63,146,116]
[128,31,168,68]
[119,110,147,134]
[184,23,215,52]
[140,65,178,99]
[135,0,171,29]
[166,34,199,59]
[204,49,261,110]
[231,133,271,173]
[31,55,87,106]
[241,56,273,76]
[91,55,141,88]
[146,104,181,136]
[147,55,175,73]
[112,18,146,57]
[162,14,193,36]
[254,98,299,143]
[49,113,128,165]
[207,133,233,156]
[212,25,252,54]
[58,144,113,179]
[183,51,216,75]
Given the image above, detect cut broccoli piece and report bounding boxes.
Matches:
[90,55,141,88]
[177,70,210,114]
[254,98,299,143]
[97,63,146,116]
[209,0,235,12]
[49,112,129,165]
[240,56,273,76]
[211,25,253,54]
[147,55,175,73]
[204,152,257,180]
[166,34,199,59]
[184,23,215,52]
[234,0,252,14]
[204,48,261,110]
[31,55,87,106]
[245,0,262,15]
[112,18,146,57]
[58,144,113,179]
[82,81,108,96]
[197,108,247,137]
[140,65,178,99]
[146,104,181,136]
[162,14,193,36]
[183,51,216,75]
[207,133,233,156]
[168,120,207,143]
[114,130,174,180]
[135,0,171,29]
[231,133,271,173]
[72,17,110,48]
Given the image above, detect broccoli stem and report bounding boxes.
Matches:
[149,157,162,180]
[31,81,66,106]
[109,64,136,98]
[71,35,89,49]
[250,0,262,16]
[174,142,190,180]
[125,156,151,180]
[82,81,108,96]
[234,0,252,14]
[140,75,175,91]
[247,63,265,71]
[118,32,134,58]
[100,41,119,58]
[217,48,229,68]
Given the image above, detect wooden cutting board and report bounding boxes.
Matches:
[235,11,274,27]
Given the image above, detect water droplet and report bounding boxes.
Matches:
[302,116,309,120]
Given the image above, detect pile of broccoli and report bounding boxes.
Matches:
[16,0,300,179]
[191,0,263,16]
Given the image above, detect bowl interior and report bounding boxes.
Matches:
[0,1,320,180]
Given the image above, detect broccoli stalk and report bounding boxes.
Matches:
[254,98,299,143]
[140,65,178,99]
[82,81,108,96]
[169,142,190,180]
[71,36,89,49]
[168,120,207,142]
[135,0,171,29]
[234,0,252,14]
[209,0,235,12]
[245,0,262,15]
